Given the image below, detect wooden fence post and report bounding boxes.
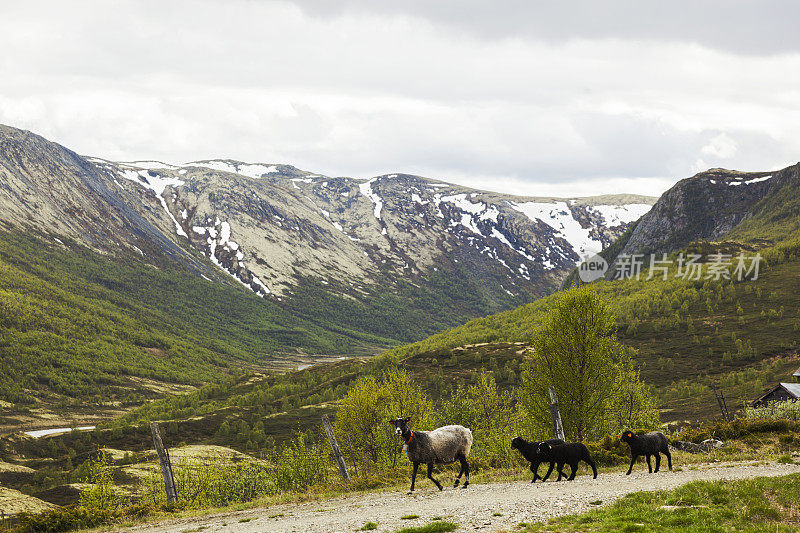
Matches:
[548,387,566,441]
[150,422,178,503]
[711,384,731,421]
[322,415,350,481]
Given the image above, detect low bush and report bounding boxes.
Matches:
[12,504,158,533]
[678,418,800,443]
[585,435,629,467]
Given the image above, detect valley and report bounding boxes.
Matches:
[0,125,799,533]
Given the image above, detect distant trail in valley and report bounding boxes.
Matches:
[124,461,800,533]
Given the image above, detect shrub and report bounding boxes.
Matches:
[78,451,129,511]
[14,507,117,533]
[678,418,800,442]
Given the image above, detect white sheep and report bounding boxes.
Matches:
[389,417,472,492]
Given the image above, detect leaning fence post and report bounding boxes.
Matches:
[711,384,731,421]
[548,387,566,441]
[322,415,350,481]
[150,422,178,503]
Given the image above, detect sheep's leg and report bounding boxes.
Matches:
[586,457,598,479]
[409,462,419,493]
[427,463,443,491]
[541,461,555,482]
[459,454,469,488]
[454,463,463,488]
[530,460,540,483]
[454,456,465,488]
[664,448,672,470]
[566,461,577,481]
[626,454,637,475]
[654,453,661,473]
[555,462,566,481]
[646,454,653,473]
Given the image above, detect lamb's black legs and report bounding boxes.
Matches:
[666,450,672,470]
[541,462,555,482]
[646,454,653,473]
[566,462,578,481]
[626,454,637,475]
[588,457,598,479]
[427,462,443,491]
[555,462,568,481]
[654,453,661,473]
[409,462,419,492]
[529,460,541,483]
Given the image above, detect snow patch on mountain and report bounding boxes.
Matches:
[358,178,383,219]
[120,169,187,237]
[729,175,772,186]
[187,160,278,179]
[509,201,602,259]
[589,204,652,227]
[125,161,178,170]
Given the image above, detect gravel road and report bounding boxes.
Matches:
[123,461,800,533]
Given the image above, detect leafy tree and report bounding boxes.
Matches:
[335,369,433,468]
[382,368,433,466]
[518,286,658,441]
[334,375,392,465]
[467,370,520,464]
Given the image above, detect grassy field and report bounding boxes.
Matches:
[523,473,800,532]
[0,229,399,425]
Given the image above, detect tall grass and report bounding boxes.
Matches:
[140,436,331,509]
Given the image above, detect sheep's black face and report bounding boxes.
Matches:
[389,417,411,435]
[511,436,522,450]
[621,430,634,443]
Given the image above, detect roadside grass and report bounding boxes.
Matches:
[12,429,799,533]
[391,521,457,533]
[522,473,800,532]
[81,458,788,532]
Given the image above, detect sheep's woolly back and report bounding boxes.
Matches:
[426,425,472,463]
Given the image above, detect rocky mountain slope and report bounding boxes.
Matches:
[0,124,654,345]
[604,164,800,267]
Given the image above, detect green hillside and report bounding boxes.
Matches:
[0,230,395,413]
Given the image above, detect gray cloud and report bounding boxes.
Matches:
[294,0,800,55]
[0,0,798,198]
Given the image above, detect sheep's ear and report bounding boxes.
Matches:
[389,420,397,427]
[546,444,551,450]
[404,416,411,422]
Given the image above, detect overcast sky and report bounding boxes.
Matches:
[2,1,799,197]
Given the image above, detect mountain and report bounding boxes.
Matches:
[0,124,655,416]
[110,159,800,442]
[604,164,800,267]
[0,124,654,344]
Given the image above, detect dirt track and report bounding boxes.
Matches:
[123,461,800,532]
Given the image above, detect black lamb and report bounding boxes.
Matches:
[389,417,472,493]
[510,437,565,482]
[620,430,672,475]
[535,441,598,481]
